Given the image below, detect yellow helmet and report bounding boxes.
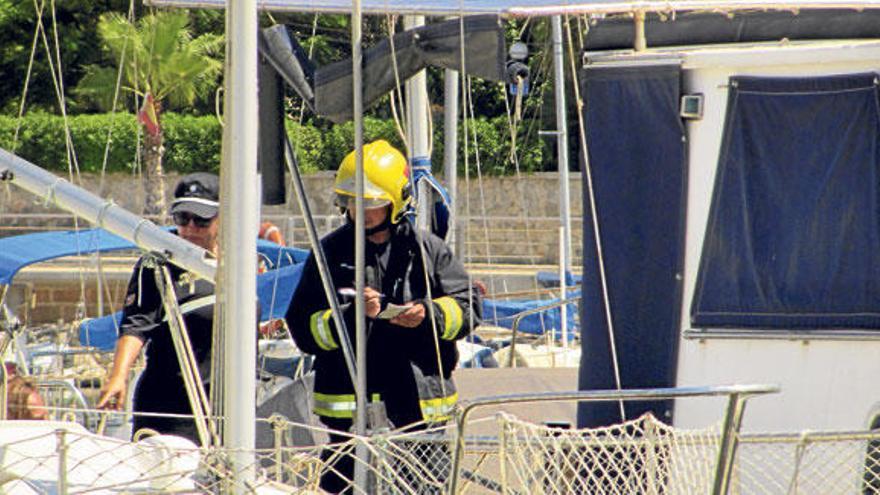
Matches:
[334,140,411,223]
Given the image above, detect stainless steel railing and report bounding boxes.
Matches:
[449,384,780,495]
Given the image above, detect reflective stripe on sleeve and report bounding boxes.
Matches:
[434,296,463,340]
[310,309,338,351]
[420,392,458,422]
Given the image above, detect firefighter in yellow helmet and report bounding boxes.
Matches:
[333,139,411,227]
[285,140,481,493]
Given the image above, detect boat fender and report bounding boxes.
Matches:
[259,221,285,246]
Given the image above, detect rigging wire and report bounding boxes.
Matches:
[385,15,411,152]
[464,77,498,300]
[499,68,542,322]
[564,14,625,420]
[45,0,82,185]
[454,11,479,356]
[96,2,140,324]
[12,1,43,155]
[298,13,321,124]
[499,28,554,265]
[32,0,91,322]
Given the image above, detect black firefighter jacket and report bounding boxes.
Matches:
[285,220,481,429]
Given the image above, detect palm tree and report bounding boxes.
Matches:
[76,11,223,216]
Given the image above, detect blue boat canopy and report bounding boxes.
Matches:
[0,229,137,286]
[0,228,309,350]
[0,228,308,286]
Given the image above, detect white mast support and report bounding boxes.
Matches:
[405,15,433,232]
[634,10,647,51]
[552,16,573,343]
[0,149,216,280]
[443,67,459,252]
[218,0,258,487]
[352,0,370,491]
[559,227,568,348]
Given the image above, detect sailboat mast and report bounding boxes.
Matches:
[552,15,573,278]
[443,68,459,251]
[218,0,258,486]
[351,0,371,491]
[405,16,432,231]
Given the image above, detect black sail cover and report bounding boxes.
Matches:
[578,65,687,428]
[584,9,880,51]
[260,16,506,124]
[257,51,287,205]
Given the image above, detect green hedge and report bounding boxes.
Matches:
[0,112,548,175]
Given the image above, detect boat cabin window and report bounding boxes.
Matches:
[692,73,880,330]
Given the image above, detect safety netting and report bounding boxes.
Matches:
[5,414,880,493]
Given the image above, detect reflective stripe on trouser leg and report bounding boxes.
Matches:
[314,392,381,419]
[420,392,458,422]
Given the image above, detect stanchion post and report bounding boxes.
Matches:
[56,428,68,495]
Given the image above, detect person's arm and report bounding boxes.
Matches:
[393,236,481,340]
[97,258,161,409]
[97,335,144,410]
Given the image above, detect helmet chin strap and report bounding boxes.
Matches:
[345,206,394,237]
[365,215,393,236]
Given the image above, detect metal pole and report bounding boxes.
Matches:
[559,227,567,347]
[56,429,68,495]
[552,16,572,280]
[634,10,647,52]
[219,0,258,488]
[352,1,370,491]
[0,150,215,281]
[0,341,7,420]
[405,15,432,232]
[443,67,459,251]
[712,392,748,495]
[282,135,358,387]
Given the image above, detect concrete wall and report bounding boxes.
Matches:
[1,171,584,265]
[2,171,585,325]
[1,171,581,217]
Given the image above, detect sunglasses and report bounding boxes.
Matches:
[172,211,214,228]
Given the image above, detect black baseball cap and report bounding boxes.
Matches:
[170,172,220,218]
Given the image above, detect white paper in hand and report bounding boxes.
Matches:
[377,303,410,320]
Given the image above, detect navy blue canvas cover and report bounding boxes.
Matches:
[692,73,880,329]
[577,65,687,428]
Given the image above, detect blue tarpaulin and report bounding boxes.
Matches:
[481,291,579,339]
[578,65,687,428]
[692,73,880,329]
